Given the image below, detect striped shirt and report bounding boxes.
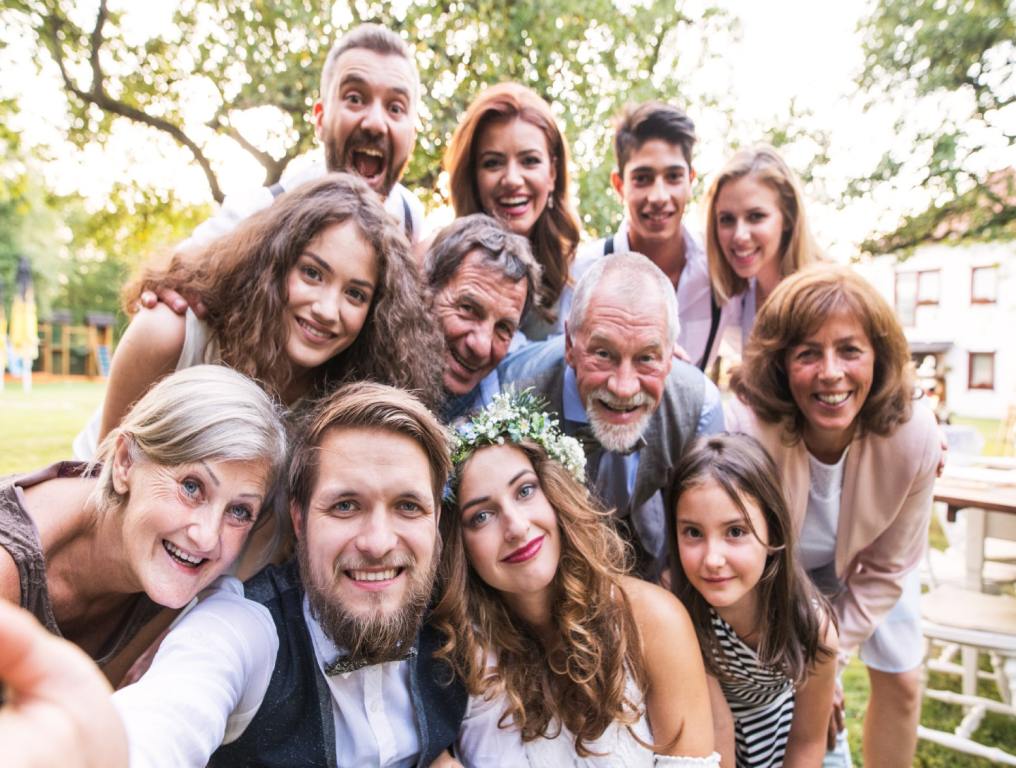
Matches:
[711,611,794,767]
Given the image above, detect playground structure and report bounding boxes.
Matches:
[36,311,116,378]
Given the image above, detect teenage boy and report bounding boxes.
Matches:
[570,102,722,370]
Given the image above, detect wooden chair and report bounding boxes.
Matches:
[919,586,1016,765]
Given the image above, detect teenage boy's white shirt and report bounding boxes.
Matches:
[182,158,426,249]
[113,577,524,768]
[563,221,731,369]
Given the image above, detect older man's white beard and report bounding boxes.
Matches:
[585,389,654,453]
[298,539,438,665]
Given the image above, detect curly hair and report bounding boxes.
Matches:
[664,434,835,686]
[444,83,581,322]
[123,173,445,409]
[732,263,915,440]
[432,440,647,756]
[705,145,821,305]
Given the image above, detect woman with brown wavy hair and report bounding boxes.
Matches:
[74,172,444,460]
[443,83,581,340]
[727,263,941,767]
[435,391,718,766]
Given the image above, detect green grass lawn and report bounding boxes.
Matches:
[953,415,1013,457]
[3,380,1015,764]
[0,379,106,474]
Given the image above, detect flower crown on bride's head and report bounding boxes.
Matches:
[449,388,586,486]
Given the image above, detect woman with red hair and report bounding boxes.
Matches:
[444,83,581,340]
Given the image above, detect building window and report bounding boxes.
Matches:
[968,352,995,390]
[917,269,941,305]
[895,272,917,326]
[971,265,998,304]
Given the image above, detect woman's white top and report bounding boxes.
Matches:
[457,675,720,767]
[798,448,848,572]
[72,310,217,459]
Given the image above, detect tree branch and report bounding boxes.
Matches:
[40,0,225,202]
[209,114,285,183]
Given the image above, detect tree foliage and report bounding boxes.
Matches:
[5,0,331,203]
[4,0,733,236]
[854,0,1015,253]
[1,117,209,324]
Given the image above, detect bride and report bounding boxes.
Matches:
[435,391,720,766]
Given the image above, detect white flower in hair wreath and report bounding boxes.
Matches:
[451,388,586,483]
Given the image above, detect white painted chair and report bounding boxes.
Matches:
[919,586,1016,765]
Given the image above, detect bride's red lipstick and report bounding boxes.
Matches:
[502,535,545,564]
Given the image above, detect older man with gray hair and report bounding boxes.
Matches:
[426,214,542,422]
[498,251,724,577]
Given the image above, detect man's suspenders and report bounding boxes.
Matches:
[602,235,721,371]
[269,182,415,240]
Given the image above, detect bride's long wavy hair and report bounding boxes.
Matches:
[433,440,647,756]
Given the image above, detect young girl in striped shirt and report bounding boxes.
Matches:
[666,434,838,767]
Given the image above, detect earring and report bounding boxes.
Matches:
[548,196,555,210]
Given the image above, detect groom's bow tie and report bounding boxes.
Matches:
[324,646,417,677]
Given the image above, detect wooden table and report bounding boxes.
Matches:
[933,470,1016,697]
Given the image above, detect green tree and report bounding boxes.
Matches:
[0,119,65,319]
[4,0,733,236]
[0,99,209,325]
[54,183,211,327]
[854,0,1015,253]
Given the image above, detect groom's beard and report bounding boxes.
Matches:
[298,537,438,665]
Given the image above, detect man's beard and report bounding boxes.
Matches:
[585,388,654,453]
[298,537,438,665]
[323,128,404,199]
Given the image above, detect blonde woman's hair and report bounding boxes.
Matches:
[90,365,288,526]
[705,144,821,305]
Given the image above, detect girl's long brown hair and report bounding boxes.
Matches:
[433,441,646,756]
[665,434,834,686]
[444,83,581,321]
[123,173,445,408]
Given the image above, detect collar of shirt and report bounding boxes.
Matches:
[301,596,420,767]
[562,365,588,424]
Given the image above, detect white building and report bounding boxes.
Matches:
[855,240,1016,421]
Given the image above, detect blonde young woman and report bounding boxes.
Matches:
[436,391,719,767]
[705,144,821,355]
[1,366,286,686]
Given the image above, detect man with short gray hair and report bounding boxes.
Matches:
[498,252,724,577]
[426,214,542,422]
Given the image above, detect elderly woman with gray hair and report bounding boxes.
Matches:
[0,365,287,686]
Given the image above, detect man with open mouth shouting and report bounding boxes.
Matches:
[497,252,725,580]
[181,23,425,254]
[113,382,513,767]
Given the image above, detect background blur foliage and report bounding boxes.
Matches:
[0,0,1011,320]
